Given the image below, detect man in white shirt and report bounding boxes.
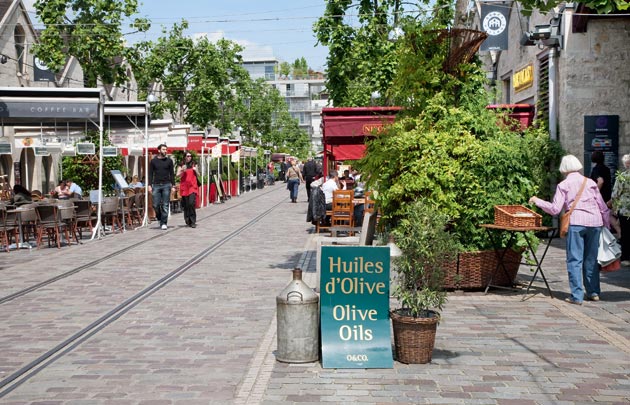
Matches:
[321,170,340,210]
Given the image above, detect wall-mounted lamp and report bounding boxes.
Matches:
[147,93,158,104]
[522,19,563,49]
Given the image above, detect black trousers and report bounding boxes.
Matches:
[182,193,197,226]
[305,176,314,201]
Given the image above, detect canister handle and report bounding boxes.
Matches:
[286,291,304,302]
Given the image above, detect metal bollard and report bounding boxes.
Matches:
[276,268,319,363]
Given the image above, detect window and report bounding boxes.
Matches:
[537,54,550,122]
[286,84,293,96]
[264,65,275,80]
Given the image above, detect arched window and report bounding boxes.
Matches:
[14,25,26,74]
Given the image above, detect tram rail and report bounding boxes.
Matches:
[0,187,278,305]
[0,190,284,397]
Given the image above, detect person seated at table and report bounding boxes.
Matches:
[339,169,354,189]
[322,170,341,211]
[65,179,82,198]
[53,181,72,200]
[129,175,144,188]
[10,184,32,206]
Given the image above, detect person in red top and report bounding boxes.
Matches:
[176,152,200,228]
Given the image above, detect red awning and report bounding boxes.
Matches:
[325,144,366,161]
[322,107,401,146]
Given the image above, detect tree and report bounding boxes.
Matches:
[314,0,403,106]
[278,62,291,79]
[518,0,628,15]
[130,21,250,133]
[292,57,309,79]
[34,0,149,88]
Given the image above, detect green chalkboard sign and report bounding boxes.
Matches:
[320,246,393,368]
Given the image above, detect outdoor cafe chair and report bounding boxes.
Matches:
[331,189,355,234]
[0,206,15,252]
[35,204,70,249]
[73,200,93,239]
[132,193,145,225]
[101,197,122,233]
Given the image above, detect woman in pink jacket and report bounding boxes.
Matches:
[530,155,609,305]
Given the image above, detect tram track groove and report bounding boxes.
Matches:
[0,188,278,305]
[0,196,284,397]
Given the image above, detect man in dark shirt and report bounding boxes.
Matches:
[148,143,175,230]
[302,156,321,202]
[590,150,612,202]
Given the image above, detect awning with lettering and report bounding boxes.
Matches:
[0,87,103,125]
[321,107,401,146]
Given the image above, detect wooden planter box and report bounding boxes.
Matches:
[443,249,522,289]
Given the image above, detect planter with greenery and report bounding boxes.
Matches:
[357,20,563,289]
[389,199,460,364]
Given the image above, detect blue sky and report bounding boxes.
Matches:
[25,0,330,71]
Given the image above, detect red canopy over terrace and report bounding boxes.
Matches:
[321,106,401,175]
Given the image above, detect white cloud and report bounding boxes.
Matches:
[192,31,276,61]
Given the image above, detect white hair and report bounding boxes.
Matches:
[559,155,583,174]
[622,154,630,168]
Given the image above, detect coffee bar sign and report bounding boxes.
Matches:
[320,246,393,368]
[0,101,98,119]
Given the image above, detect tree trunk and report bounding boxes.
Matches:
[454,0,470,28]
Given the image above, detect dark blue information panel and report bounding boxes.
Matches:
[320,246,393,369]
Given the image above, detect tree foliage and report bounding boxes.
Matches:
[518,0,628,15]
[314,0,403,106]
[34,0,149,87]
[130,21,250,133]
[61,130,125,195]
[357,18,562,251]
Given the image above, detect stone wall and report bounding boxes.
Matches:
[559,15,630,163]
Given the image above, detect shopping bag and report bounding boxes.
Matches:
[601,259,621,272]
[597,226,622,266]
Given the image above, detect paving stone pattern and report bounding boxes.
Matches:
[0,185,628,404]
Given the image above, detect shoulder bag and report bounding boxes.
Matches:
[560,177,588,238]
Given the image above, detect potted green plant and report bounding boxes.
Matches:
[389,199,460,364]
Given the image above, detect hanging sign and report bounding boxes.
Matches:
[231,150,240,162]
[102,146,118,157]
[76,143,96,155]
[320,246,393,369]
[33,56,56,82]
[211,144,221,158]
[480,1,511,51]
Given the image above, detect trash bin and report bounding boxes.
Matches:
[276,268,319,363]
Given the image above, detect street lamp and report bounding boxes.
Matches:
[143,94,158,226]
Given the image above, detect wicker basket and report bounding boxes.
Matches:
[442,249,522,289]
[494,205,542,228]
[391,309,439,364]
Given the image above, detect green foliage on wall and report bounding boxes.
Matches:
[61,130,125,196]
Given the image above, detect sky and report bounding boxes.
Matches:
[24,0,331,72]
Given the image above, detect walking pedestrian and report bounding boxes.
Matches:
[302,156,321,202]
[148,144,175,230]
[529,154,609,304]
[177,151,199,228]
[286,160,304,203]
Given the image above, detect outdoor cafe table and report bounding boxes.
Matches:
[480,224,556,297]
[6,207,34,250]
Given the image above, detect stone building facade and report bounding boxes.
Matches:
[477,2,629,172]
